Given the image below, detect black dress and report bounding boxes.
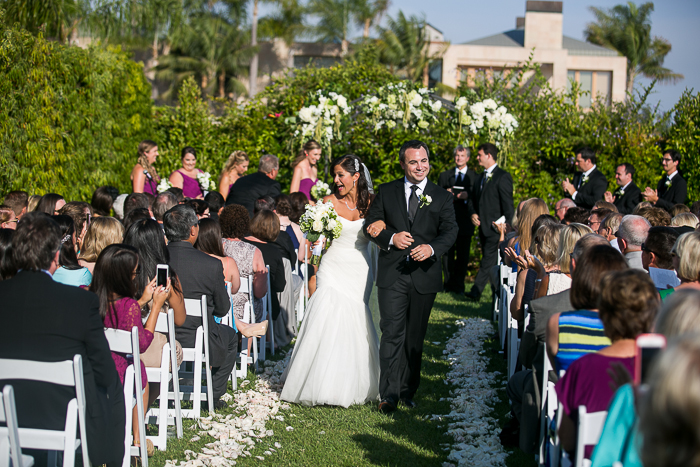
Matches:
[243,238,287,320]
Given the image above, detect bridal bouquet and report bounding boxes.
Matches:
[310,180,331,201]
[299,201,343,265]
[157,179,173,193]
[196,171,216,191]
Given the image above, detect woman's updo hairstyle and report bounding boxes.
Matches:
[181,146,196,160]
[331,154,371,218]
[51,215,82,270]
[221,151,249,178]
[292,140,322,169]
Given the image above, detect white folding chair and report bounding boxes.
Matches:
[144,310,183,451]
[104,326,148,467]
[297,247,309,324]
[507,313,519,379]
[538,348,558,466]
[259,265,274,361]
[0,385,34,467]
[229,275,255,385]
[178,296,215,418]
[574,406,607,467]
[0,355,90,467]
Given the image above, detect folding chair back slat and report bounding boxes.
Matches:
[575,406,607,467]
[0,385,34,467]
[178,296,214,417]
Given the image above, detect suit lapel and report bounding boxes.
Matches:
[412,181,435,227]
[395,179,410,230]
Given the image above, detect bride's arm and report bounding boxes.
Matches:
[363,189,395,250]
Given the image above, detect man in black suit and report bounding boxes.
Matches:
[438,145,477,293]
[225,154,281,216]
[561,147,608,210]
[0,213,125,466]
[465,143,514,301]
[603,163,642,214]
[642,149,688,212]
[364,140,458,413]
[164,205,240,408]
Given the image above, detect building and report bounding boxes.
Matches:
[427,1,628,107]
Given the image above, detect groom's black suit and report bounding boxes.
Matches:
[364,178,458,403]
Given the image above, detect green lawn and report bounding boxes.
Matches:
[151,289,537,466]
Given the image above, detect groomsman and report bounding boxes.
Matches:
[465,143,514,301]
[561,147,608,210]
[438,145,476,293]
[604,163,642,214]
[642,149,687,212]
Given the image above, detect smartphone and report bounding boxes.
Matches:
[634,333,666,384]
[156,264,169,288]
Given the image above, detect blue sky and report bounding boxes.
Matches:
[260,0,699,112]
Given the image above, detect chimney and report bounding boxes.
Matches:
[516,17,525,29]
[524,1,563,50]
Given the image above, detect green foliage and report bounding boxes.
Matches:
[0,11,153,199]
[665,90,700,202]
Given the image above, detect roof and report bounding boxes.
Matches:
[462,29,620,57]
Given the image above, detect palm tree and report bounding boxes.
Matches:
[258,0,307,46]
[585,1,683,95]
[351,0,388,38]
[3,0,83,42]
[307,0,352,55]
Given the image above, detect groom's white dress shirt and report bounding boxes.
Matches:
[389,177,434,256]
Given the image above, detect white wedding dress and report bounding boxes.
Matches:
[280,216,380,407]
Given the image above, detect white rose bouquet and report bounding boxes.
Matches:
[196,171,216,191]
[310,180,331,201]
[157,179,173,193]
[298,201,343,265]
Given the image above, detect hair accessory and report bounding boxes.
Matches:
[354,158,360,173]
[361,163,374,194]
[61,234,71,244]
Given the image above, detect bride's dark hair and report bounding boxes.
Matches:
[331,154,371,218]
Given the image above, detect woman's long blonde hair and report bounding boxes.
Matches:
[137,140,160,182]
[79,217,125,262]
[221,151,249,180]
[292,140,322,169]
[515,198,549,253]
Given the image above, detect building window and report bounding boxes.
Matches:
[428,59,442,88]
[293,55,341,69]
[567,70,612,107]
[459,67,518,88]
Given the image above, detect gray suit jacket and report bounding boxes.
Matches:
[520,289,572,372]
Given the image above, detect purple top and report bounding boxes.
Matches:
[177,169,203,198]
[555,353,634,459]
[143,170,158,196]
[299,178,317,201]
[103,297,154,389]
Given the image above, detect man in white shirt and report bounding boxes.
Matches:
[642,149,688,213]
[561,147,608,210]
[604,163,642,214]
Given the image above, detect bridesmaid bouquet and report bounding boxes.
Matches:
[310,180,331,201]
[299,201,343,265]
[157,179,173,193]
[196,171,216,191]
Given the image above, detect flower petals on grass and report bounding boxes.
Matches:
[439,318,507,467]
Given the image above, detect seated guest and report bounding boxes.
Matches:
[636,206,671,227]
[2,190,28,220]
[669,203,690,217]
[58,201,93,252]
[289,191,310,218]
[27,194,42,213]
[123,192,152,219]
[195,218,268,338]
[504,198,549,271]
[244,210,287,323]
[91,186,120,217]
[545,223,593,296]
[671,211,698,228]
[254,196,298,265]
[51,215,92,286]
[0,229,15,280]
[204,191,225,222]
[152,191,178,226]
[587,208,612,235]
[562,206,590,225]
[167,186,185,203]
[669,231,700,295]
[79,217,125,273]
[276,194,304,248]
[219,204,268,324]
[186,198,210,219]
[90,244,168,457]
[593,200,617,212]
[546,244,628,372]
[616,215,651,270]
[113,193,128,220]
[36,193,65,215]
[0,205,17,230]
[0,213,125,466]
[632,202,652,214]
[598,212,623,250]
[123,207,151,232]
[640,227,680,294]
[556,269,658,460]
[554,198,576,221]
[164,204,237,409]
[225,154,282,216]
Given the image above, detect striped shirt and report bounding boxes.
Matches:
[555,309,611,372]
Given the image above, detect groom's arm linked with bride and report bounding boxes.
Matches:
[362,140,458,413]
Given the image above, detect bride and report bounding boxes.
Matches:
[281,154,380,407]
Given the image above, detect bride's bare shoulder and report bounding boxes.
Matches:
[322,194,337,204]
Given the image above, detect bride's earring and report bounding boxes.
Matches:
[353,180,356,187]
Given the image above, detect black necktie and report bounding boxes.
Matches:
[408,185,419,223]
[455,171,464,186]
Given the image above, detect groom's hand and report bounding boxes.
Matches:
[410,244,432,262]
[392,232,414,250]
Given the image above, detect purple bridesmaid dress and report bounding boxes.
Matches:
[177,169,204,198]
[299,178,318,201]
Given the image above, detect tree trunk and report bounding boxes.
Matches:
[249,0,259,96]
[364,18,370,38]
[341,39,349,56]
[202,75,208,90]
[153,20,159,60]
[219,71,226,98]
[626,68,637,97]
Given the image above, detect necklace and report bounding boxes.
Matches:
[342,198,357,211]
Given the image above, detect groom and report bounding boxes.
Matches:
[364,140,458,413]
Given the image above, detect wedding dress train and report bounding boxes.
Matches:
[280,216,380,407]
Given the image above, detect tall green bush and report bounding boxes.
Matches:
[665,90,700,202]
[0,11,153,200]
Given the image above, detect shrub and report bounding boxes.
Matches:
[665,90,700,202]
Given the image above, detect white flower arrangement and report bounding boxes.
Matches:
[360,82,441,131]
[310,180,332,201]
[292,90,350,148]
[298,201,343,265]
[196,171,216,191]
[665,179,672,188]
[454,96,518,147]
[157,179,173,193]
[419,194,432,208]
[615,187,625,197]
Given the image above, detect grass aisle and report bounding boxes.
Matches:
[152,289,537,466]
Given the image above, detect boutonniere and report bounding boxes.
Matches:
[581,174,590,185]
[485,172,493,183]
[615,188,625,197]
[665,179,672,188]
[419,194,432,208]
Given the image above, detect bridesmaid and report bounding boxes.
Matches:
[290,140,321,201]
[169,146,204,199]
[219,150,249,200]
[130,140,160,195]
